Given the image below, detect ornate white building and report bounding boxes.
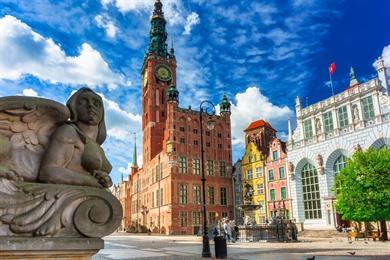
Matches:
[287,57,390,229]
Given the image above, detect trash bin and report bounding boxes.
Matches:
[214,236,227,259]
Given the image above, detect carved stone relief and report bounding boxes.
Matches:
[0,88,122,238]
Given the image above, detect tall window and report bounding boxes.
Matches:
[156,189,160,207]
[208,187,215,205]
[281,187,287,199]
[193,159,200,175]
[179,156,187,174]
[151,168,155,183]
[220,187,227,205]
[193,185,201,205]
[156,165,160,181]
[272,151,279,160]
[303,119,313,139]
[337,106,349,128]
[268,169,274,181]
[323,111,334,133]
[256,183,264,194]
[208,212,217,226]
[219,161,227,177]
[255,167,263,178]
[333,155,347,174]
[207,160,214,176]
[179,184,188,204]
[270,189,276,201]
[301,163,322,219]
[362,96,375,121]
[192,211,201,225]
[160,188,163,206]
[279,167,285,179]
[180,211,187,227]
[246,169,253,180]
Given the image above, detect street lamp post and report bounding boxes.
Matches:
[136,173,139,232]
[158,155,161,233]
[199,100,215,258]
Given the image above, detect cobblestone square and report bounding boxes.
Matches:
[95,233,390,260]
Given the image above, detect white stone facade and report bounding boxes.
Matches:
[287,58,390,229]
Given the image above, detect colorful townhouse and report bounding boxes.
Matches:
[241,120,276,224]
[265,138,292,219]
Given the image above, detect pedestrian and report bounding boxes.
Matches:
[234,222,239,242]
[223,219,232,242]
[291,219,298,241]
[212,227,219,238]
[230,220,236,243]
[342,224,347,233]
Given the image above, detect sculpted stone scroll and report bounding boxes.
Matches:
[0,88,122,240]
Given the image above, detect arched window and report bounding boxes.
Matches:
[333,155,347,174]
[301,163,322,219]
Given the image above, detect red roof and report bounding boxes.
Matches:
[244,119,274,132]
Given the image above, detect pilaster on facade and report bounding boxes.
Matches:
[287,61,390,230]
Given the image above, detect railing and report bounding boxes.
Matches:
[238,225,276,242]
[300,79,379,116]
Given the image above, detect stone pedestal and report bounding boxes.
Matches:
[0,237,103,259]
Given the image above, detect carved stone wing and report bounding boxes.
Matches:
[0,97,69,181]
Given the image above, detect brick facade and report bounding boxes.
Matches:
[119,1,233,235]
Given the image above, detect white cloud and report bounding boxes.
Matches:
[230,86,294,145]
[102,0,151,12]
[251,2,278,26]
[265,28,296,46]
[102,0,186,26]
[100,94,142,141]
[379,44,390,68]
[183,12,200,35]
[0,15,128,89]
[22,88,38,97]
[95,14,118,39]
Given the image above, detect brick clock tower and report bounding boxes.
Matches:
[127,0,234,235]
[141,0,176,163]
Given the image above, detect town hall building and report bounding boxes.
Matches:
[123,0,234,235]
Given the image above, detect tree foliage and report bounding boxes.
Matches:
[335,148,390,222]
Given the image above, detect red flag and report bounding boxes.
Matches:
[329,62,336,75]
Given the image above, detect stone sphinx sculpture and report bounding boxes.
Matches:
[0,88,122,258]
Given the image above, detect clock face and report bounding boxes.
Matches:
[155,65,172,82]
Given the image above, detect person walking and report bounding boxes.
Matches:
[291,219,298,241]
[233,222,239,242]
[223,219,232,242]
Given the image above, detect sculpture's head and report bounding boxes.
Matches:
[67,87,107,144]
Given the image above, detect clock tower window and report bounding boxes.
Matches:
[156,89,160,106]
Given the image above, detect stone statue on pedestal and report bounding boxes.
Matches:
[0,88,122,258]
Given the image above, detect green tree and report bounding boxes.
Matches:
[335,148,390,239]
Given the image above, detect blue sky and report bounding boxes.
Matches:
[0,0,389,185]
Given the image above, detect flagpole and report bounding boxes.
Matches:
[329,71,334,96]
